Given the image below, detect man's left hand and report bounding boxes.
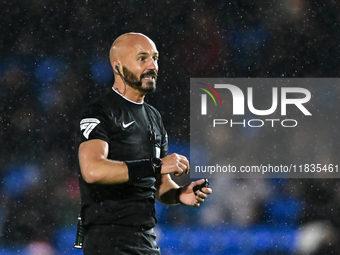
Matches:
[179,179,212,207]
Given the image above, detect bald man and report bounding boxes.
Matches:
[76,33,212,255]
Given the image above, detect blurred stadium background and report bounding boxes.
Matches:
[1,0,340,254]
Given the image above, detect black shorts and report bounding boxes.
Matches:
[83,225,161,255]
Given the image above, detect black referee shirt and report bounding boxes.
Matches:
[76,88,168,229]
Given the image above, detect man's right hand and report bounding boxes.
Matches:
[160,153,189,176]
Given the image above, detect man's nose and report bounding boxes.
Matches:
[147,58,158,70]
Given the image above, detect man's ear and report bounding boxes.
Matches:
[112,61,120,74]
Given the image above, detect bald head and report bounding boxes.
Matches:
[109,33,159,98]
[109,33,157,67]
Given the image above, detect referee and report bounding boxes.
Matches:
[76,32,212,255]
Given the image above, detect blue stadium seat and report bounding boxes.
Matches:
[264,195,302,226]
[158,226,298,255]
[0,247,29,255]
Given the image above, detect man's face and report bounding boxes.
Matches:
[120,35,159,92]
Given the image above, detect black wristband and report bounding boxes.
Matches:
[125,159,154,182]
[175,187,184,204]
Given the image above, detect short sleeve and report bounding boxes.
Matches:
[76,105,111,146]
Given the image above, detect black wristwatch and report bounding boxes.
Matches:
[151,157,163,174]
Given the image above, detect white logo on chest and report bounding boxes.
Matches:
[122,121,135,129]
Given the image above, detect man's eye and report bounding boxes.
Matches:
[153,57,159,62]
[138,57,146,61]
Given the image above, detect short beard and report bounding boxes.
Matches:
[123,66,156,93]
